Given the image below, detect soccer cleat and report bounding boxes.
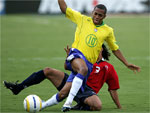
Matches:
[71,103,82,110]
[62,105,71,112]
[3,80,21,95]
[62,107,71,112]
[71,102,90,111]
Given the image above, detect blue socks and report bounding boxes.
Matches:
[18,70,46,90]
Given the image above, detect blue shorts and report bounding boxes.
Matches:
[74,85,96,103]
[65,48,93,91]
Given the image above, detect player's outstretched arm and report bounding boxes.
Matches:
[112,49,141,73]
[58,0,67,14]
[109,90,122,109]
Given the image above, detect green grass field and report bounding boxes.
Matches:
[1,14,149,113]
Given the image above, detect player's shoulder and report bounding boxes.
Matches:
[103,61,116,72]
[67,7,83,16]
[97,61,114,68]
[103,24,114,32]
[102,61,112,65]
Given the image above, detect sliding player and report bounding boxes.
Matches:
[4,44,122,111]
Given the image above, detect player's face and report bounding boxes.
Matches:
[92,7,106,25]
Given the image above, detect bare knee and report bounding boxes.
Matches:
[95,104,102,111]
[58,91,68,100]
[91,103,102,111]
[84,95,102,111]
[78,66,88,76]
[43,67,53,77]
[71,59,88,76]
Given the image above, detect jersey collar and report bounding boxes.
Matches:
[96,58,105,64]
[95,21,104,27]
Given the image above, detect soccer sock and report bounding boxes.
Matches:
[18,70,46,90]
[42,93,61,109]
[63,73,84,107]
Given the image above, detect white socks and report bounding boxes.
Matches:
[42,94,58,109]
[42,74,85,109]
[63,76,83,107]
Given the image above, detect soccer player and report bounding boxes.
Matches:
[4,44,122,111]
[57,0,140,111]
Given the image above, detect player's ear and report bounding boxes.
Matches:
[92,10,94,15]
[101,48,103,53]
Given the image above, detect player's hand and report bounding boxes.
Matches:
[117,105,122,109]
[127,64,141,74]
[64,45,71,56]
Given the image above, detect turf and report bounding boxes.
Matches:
[0,14,149,113]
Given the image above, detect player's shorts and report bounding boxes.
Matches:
[65,48,93,91]
[74,85,96,104]
[65,48,93,73]
[72,85,97,111]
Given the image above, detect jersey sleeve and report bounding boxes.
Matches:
[106,65,120,91]
[66,7,83,25]
[105,28,119,51]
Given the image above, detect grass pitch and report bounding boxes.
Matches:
[1,14,149,113]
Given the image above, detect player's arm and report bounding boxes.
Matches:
[58,0,67,14]
[112,49,141,73]
[109,90,122,109]
[58,1,83,25]
[106,29,141,73]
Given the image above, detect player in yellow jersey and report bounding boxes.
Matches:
[57,0,140,112]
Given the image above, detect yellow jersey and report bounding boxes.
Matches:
[66,8,119,64]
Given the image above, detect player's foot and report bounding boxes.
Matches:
[3,80,21,95]
[71,103,82,110]
[71,102,90,110]
[62,104,71,112]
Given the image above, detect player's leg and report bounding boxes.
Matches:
[63,58,88,111]
[3,70,46,95]
[3,67,65,95]
[84,95,102,111]
[43,67,66,89]
[42,71,78,110]
[71,95,102,111]
[72,85,102,111]
[42,71,77,109]
[42,82,72,109]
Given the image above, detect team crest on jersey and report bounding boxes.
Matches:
[85,34,98,47]
[94,28,98,32]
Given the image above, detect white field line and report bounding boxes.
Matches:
[7,57,66,62]
[7,56,150,62]
[10,16,51,25]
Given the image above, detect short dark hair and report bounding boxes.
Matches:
[102,44,110,60]
[94,4,107,14]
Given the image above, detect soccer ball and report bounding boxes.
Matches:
[23,94,42,113]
